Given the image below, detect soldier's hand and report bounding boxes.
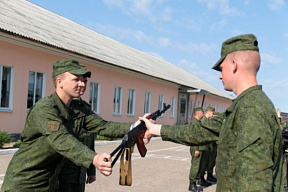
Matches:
[194,150,200,158]
[93,153,112,176]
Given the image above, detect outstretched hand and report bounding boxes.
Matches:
[139,116,162,145]
[92,153,112,176]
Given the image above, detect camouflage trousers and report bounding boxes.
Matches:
[189,147,209,181]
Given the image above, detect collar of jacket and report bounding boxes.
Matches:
[226,85,262,114]
[50,92,71,121]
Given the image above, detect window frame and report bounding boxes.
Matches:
[170,97,175,117]
[27,71,46,110]
[144,92,151,114]
[0,65,14,111]
[113,86,122,116]
[89,82,100,114]
[127,89,136,116]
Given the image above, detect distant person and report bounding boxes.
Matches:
[141,34,283,191]
[188,107,207,192]
[202,106,217,184]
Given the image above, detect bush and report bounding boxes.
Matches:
[0,131,11,148]
[13,140,22,148]
[96,135,117,141]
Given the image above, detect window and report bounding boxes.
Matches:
[197,101,201,107]
[204,102,207,111]
[127,89,136,116]
[89,82,100,114]
[0,66,14,110]
[27,71,45,109]
[189,100,194,118]
[170,97,175,117]
[113,87,122,115]
[144,92,151,114]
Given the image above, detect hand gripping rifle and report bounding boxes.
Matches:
[106,103,170,186]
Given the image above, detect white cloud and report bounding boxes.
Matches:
[198,0,241,15]
[176,42,217,55]
[94,22,217,56]
[263,78,288,88]
[134,30,153,44]
[184,18,202,31]
[102,0,172,23]
[157,37,172,48]
[176,60,220,84]
[261,53,281,66]
[268,0,285,10]
[178,59,198,71]
[210,18,227,31]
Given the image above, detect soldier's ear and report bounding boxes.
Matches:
[56,77,64,89]
[232,59,238,74]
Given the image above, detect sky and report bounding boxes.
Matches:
[27,0,288,112]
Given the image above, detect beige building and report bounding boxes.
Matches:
[0,0,233,135]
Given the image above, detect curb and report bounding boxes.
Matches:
[0,137,161,155]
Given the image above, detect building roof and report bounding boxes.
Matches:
[0,0,234,100]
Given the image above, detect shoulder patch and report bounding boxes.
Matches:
[46,121,60,132]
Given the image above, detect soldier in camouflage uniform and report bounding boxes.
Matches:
[189,107,214,190]
[55,64,96,192]
[203,106,217,183]
[1,60,133,192]
[141,34,283,192]
[188,107,205,192]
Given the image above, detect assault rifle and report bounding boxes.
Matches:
[105,103,170,186]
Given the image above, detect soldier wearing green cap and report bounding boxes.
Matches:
[188,107,210,192]
[55,64,96,192]
[1,59,139,192]
[202,106,217,184]
[140,34,283,192]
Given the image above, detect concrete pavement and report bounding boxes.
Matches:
[0,139,217,192]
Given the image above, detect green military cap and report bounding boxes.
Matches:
[194,107,204,112]
[80,64,87,70]
[212,34,259,71]
[206,106,215,112]
[52,59,91,78]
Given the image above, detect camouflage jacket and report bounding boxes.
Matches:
[57,98,96,185]
[190,117,209,151]
[1,92,130,192]
[161,85,283,192]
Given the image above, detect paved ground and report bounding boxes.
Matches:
[0,139,217,192]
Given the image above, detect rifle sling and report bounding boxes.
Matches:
[119,146,134,186]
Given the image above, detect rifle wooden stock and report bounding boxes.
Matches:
[105,103,171,185]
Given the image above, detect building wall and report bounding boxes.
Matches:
[0,40,61,134]
[83,63,179,124]
[0,40,179,134]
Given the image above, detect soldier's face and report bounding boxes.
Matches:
[60,72,87,98]
[219,56,234,92]
[206,111,214,118]
[79,77,88,96]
